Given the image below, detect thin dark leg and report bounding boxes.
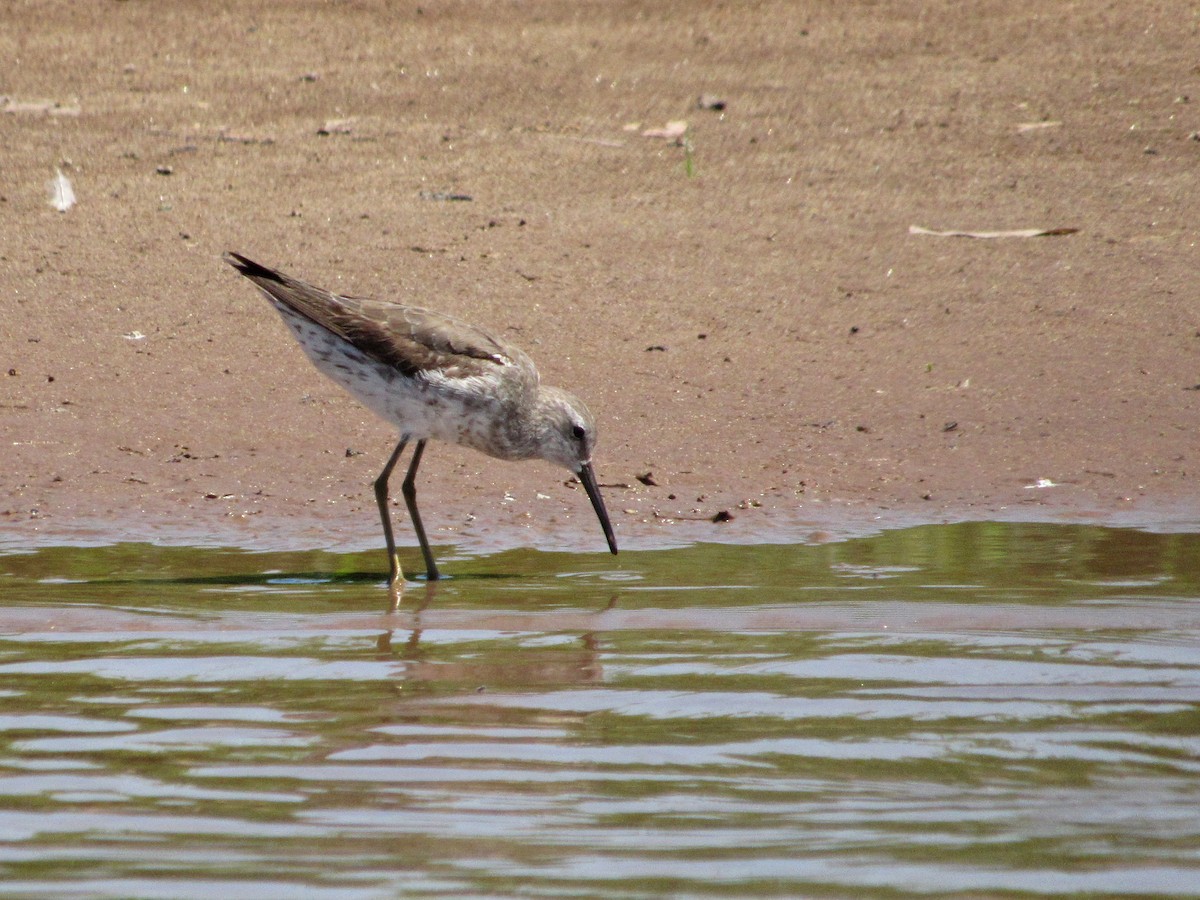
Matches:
[401,438,440,581]
[375,436,410,603]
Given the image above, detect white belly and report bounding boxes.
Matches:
[274,304,515,456]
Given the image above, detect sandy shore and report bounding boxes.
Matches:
[3,1,1198,555]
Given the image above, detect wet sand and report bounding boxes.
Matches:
[3,1,1198,554]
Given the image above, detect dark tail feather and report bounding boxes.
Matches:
[222,251,283,283]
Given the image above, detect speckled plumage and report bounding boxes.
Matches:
[224,252,617,602]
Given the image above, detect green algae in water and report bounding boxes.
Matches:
[0,522,1198,897]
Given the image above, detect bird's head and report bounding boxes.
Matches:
[534,387,618,555]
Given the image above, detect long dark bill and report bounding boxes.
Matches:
[578,462,618,555]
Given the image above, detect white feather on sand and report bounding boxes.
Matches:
[48,168,76,212]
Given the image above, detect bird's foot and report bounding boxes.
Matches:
[387,556,404,611]
[387,578,404,612]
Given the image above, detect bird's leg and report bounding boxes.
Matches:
[375,436,410,604]
[401,439,440,581]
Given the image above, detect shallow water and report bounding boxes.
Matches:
[1,522,1199,898]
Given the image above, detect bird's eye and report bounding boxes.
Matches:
[570,424,586,441]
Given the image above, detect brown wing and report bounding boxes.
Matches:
[224,252,516,379]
